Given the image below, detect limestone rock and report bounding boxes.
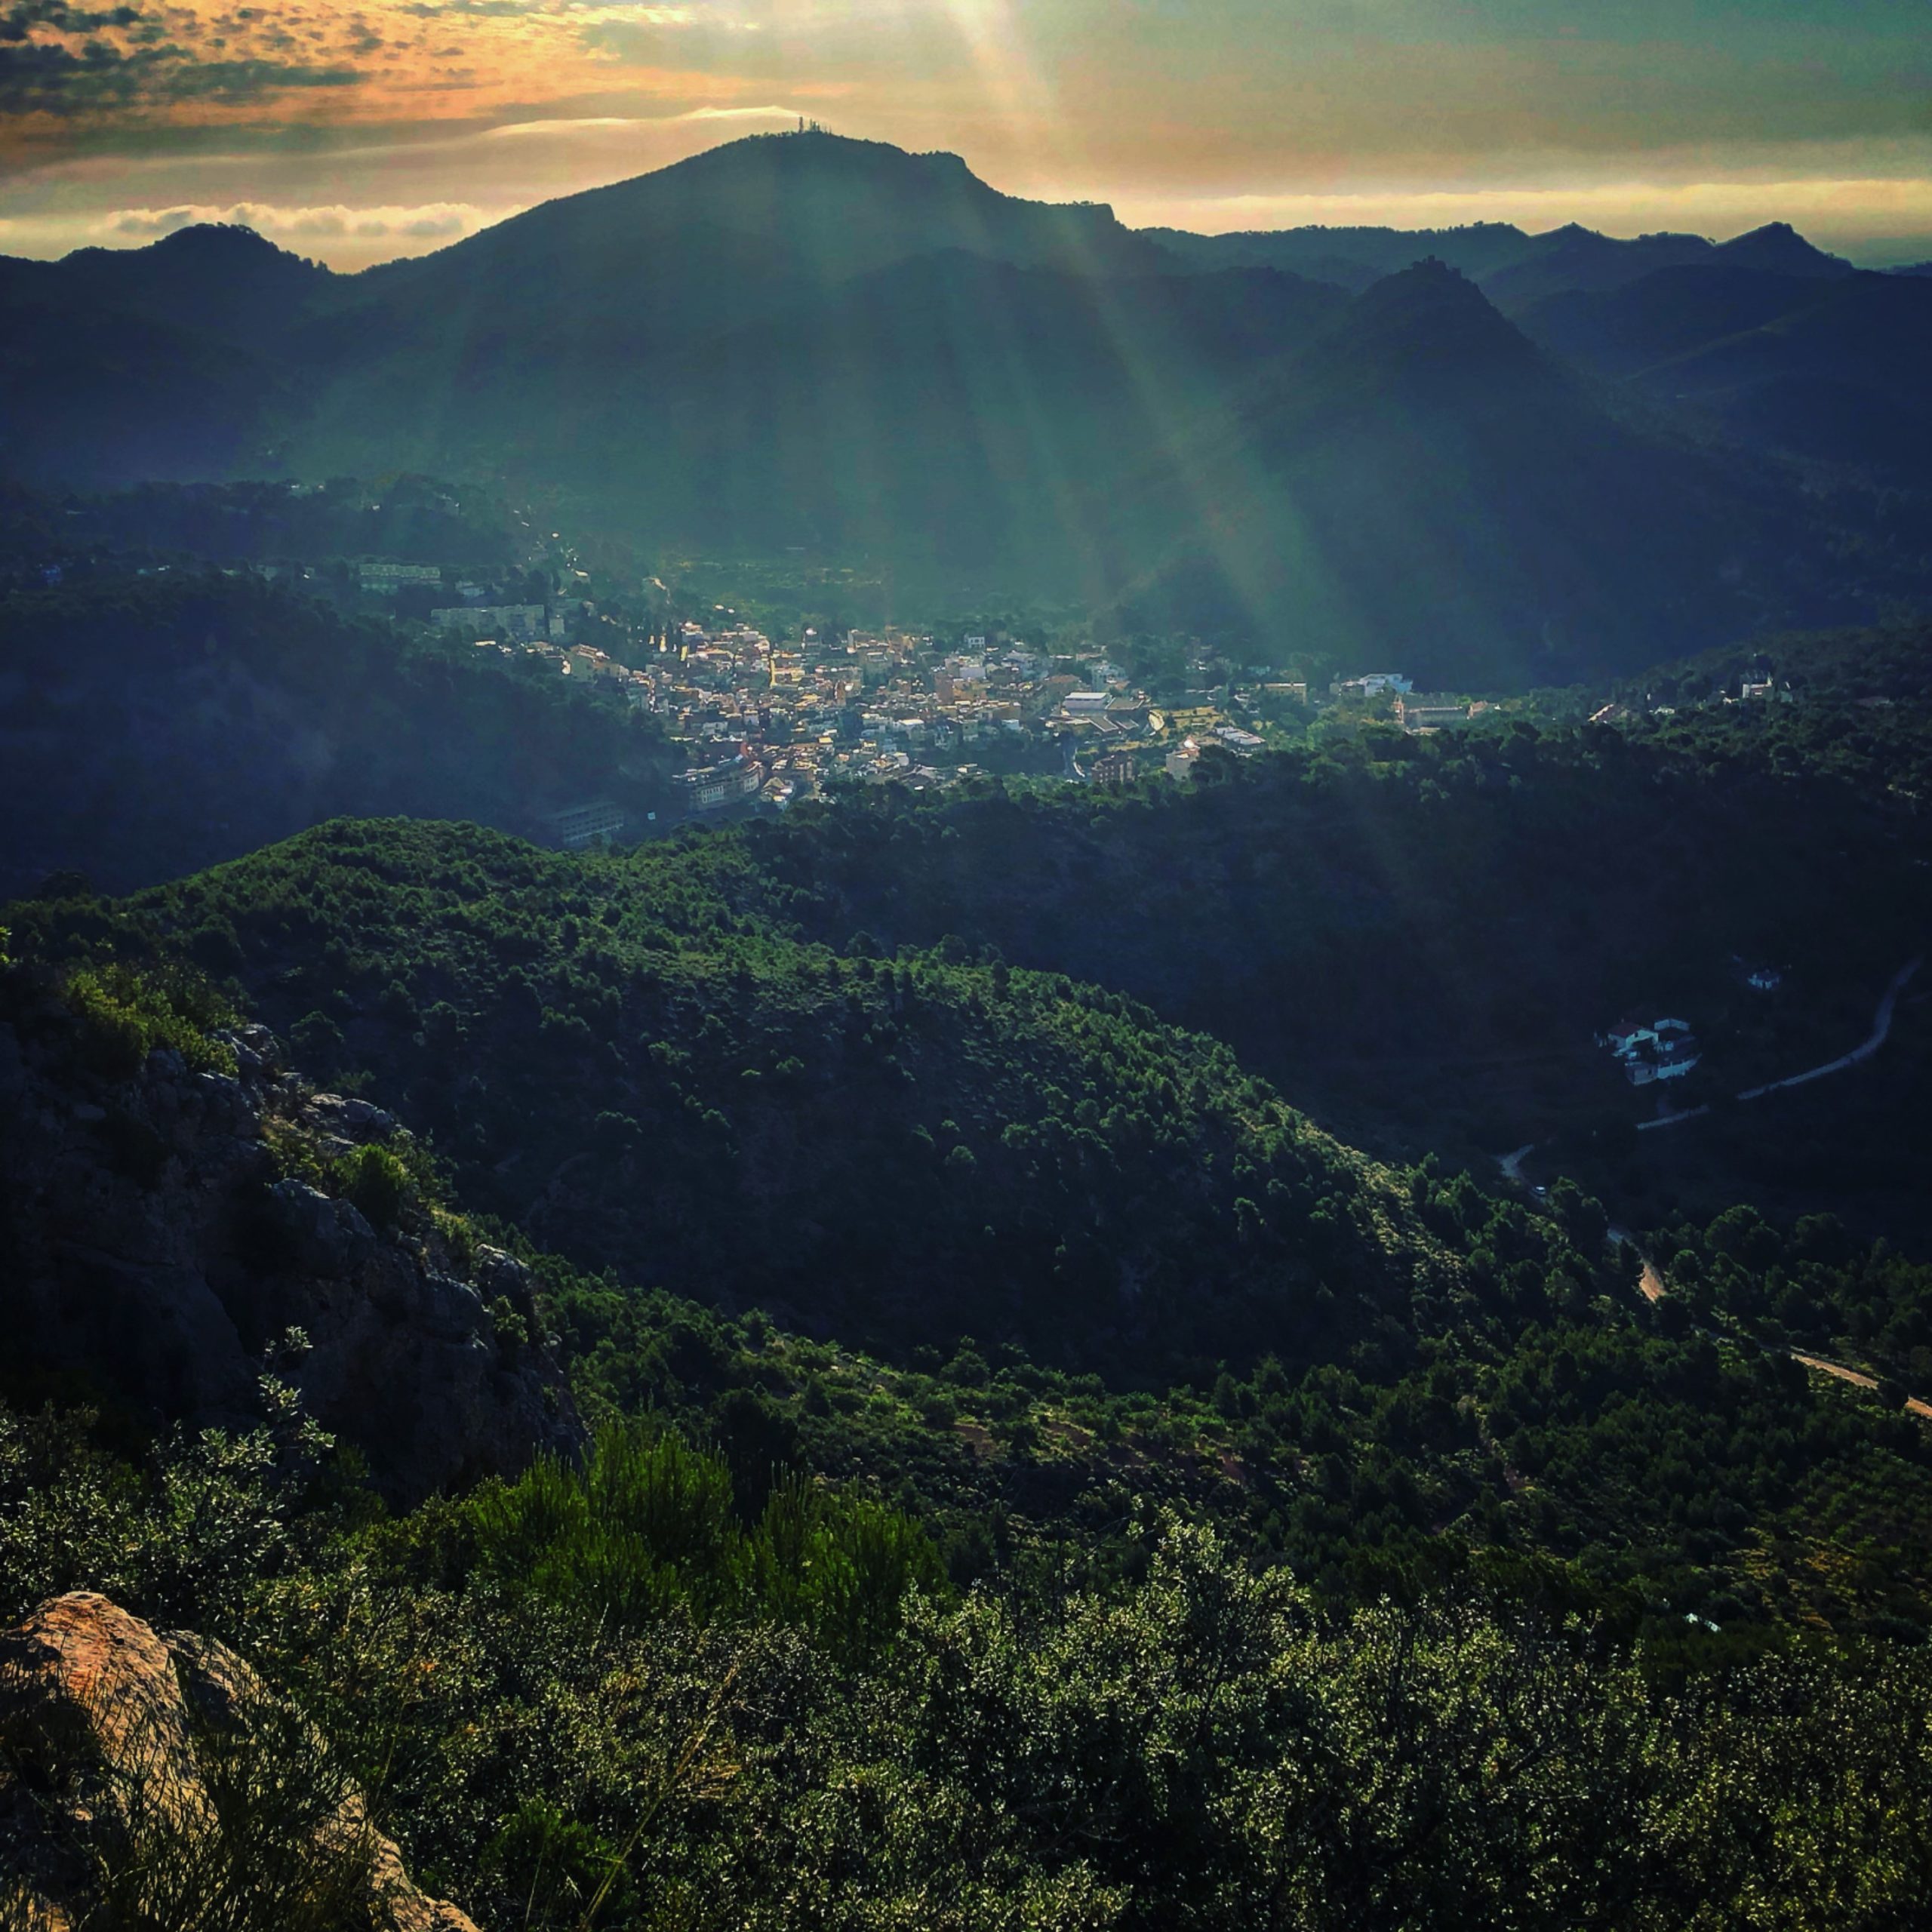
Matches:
[266,1177,378,1278]
[0,1592,476,1932]
[0,1004,582,1504]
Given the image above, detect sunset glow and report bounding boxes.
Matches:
[4,2,1929,266]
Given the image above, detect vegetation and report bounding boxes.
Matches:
[8,888,1932,1644]
[6,869,1932,1922]
[0,571,672,897]
[8,1392,1932,1931]
[7,137,1932,1924]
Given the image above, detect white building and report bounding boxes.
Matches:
[544,800,626,849]
[431,604,546,644]
[1601,1015,1702,1086]
[359,561,442,593]
[678,756,764,814]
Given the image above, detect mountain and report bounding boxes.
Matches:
[1709,221,1857,281]
[301,245,1347,571]
[1516,265,1835,377]
[1143,219,1856,312]
[1519,263,1932,481]
[1477,223,1849,312]
[0,226,329,489]
[1476,226,1722,309]
[1139,219,1540,289]
[7,222,331,352]
[1098,261,1830,682]
[359,128,1165,318]
[0,134,1919,681]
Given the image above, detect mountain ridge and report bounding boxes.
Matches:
[0,132,1920,682]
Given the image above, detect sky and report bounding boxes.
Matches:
[2,0,1928,269]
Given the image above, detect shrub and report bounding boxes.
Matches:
[331,1144,411,1231]
[63,961,237,1080]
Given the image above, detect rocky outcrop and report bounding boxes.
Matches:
[0,1592,475,1931]
[0,992,582,1503]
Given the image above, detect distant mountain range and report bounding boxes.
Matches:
[3,131,1927,684]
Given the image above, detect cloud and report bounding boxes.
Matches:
[484,111,642,135]
[0,2,361,117]
[0,1,142,37]
[103,196,497,241]
[678,102,788,118]
[482,102,786,135]
[580,10,761,63]
[398,1,719,18]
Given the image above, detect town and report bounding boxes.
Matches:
[410,569,1486,837]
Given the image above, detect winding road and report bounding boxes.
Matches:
[1492,959,1932,1413]
[1735,955,1922,1101]
[1516,1204,1932,1420]
[1633,954,1923,1131]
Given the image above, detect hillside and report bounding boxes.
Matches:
[0,948,578,1500]
[1519,264,1932,483]
[8,798,1932,1921]
[632,669,1932,1238]
[29,817,1466,1381]
[8,862,1932,1932]
[1102,262,1840,683]
[306,248,1347,571]
[0,572,672,898]
[11,844,1932,1638]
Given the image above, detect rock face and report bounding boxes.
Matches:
[0,998,582,1503]
[0,1592,475,1931]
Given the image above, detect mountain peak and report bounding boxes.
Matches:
[1712,222,1854,278]
[150,221,286,257]
[1296,257,1543,396]
[1356,256,1523,336]
[61,220,318,275]
[383,128,1152,299]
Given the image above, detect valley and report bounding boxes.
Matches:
[3,122,1932,1932]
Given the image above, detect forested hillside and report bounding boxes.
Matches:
[0,573,672,897]
[675,672,1932,1236]
[6,912,1932,1927]
[18,821,1454,1380]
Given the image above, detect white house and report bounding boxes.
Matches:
[1600,1014,1703,1086]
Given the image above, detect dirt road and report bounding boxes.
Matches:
[1790,1352,1932,1422]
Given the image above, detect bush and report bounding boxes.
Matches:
[63,961,237,1080]
[330,1143,411,1231]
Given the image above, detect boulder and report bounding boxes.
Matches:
[266,1177,378,1278]
[0,1592,476,1932]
